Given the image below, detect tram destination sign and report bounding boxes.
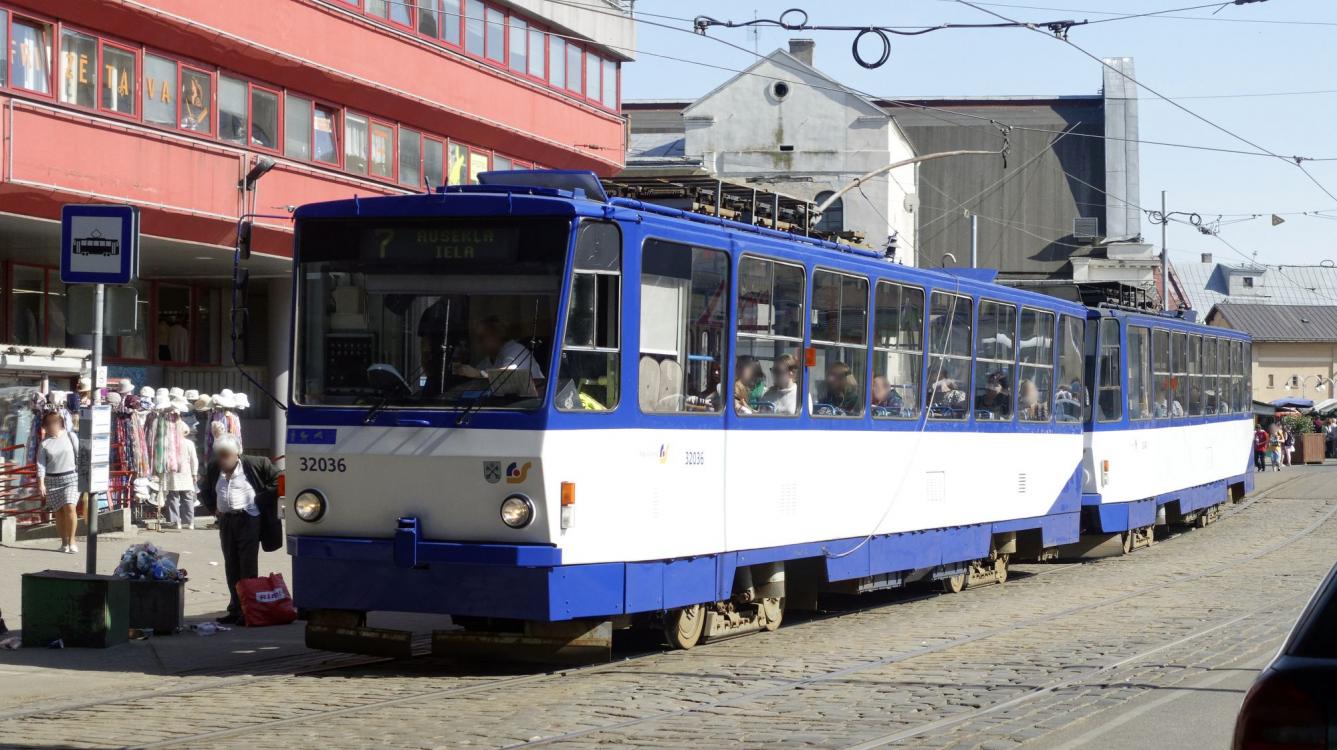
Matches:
[362,224,520,264]
[60,204,139,285]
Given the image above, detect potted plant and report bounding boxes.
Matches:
[1283,414,1324,464]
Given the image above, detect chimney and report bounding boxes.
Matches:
[1201,252,1213,264]
[789,38,815,66]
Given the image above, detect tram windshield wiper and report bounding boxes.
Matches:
[363,364,412,424]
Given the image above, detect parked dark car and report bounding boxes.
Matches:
[1233,560,1337,750]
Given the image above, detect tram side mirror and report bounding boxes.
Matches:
[237,221,254,260]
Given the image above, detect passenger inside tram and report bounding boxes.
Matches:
[733,356,765,415]
[1018,378,1048,421]
[870,375,902,412]
[929,364,968,415]
[758,353,800,415]
[819,361,861,415]
[975,370,1012,419]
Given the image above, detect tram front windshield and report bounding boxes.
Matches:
[294,217,567,410]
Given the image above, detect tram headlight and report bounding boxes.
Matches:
[500,494,535,529]
[293,490,327,523]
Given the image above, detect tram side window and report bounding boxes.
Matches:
[557,221,621,412]
[1018,308,1054,422]
[1203,336,1218,415]
[735,256,805,417]
[639,239,729,414]
[1242,341,1252,410]
[974,300,1016,421]
[1219,338,1232,414]
[1151,329,1170,418]
[1187,334,1204,416]
[1127,326,1152,420]
[872,281,924,419]
[1056,314,1087,423]
[809,270,868,417]
[1232,340,1245,412]
[1097,318,1123,422]
[927,292,972,420]
[1171,332,1188,418]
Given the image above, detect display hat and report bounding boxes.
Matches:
[193,394,213,411]
[213,392,236,409]
[235,393,251,410]
[168,386,185,399]
[77,377,92,392]
[153,393,171,410]
[169,396,189,413]
[139,385,154,399]
[184,389,200,401]
[118,379,135,395]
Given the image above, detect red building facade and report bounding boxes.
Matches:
[0,0,634,452]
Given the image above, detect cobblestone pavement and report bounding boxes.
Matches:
[2,467,1333,750]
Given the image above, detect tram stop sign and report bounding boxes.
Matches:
[60,204,139,285]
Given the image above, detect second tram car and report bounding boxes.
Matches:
[282,171,1253,655]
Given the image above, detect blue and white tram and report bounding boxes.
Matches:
[1080,308,1254,551]
[280,170,1176,653]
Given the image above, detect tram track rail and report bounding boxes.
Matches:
[5,472,1310,749]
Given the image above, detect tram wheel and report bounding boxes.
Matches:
[941,573,966,594]
[1121,532,1133,555]
[663,604,705,650]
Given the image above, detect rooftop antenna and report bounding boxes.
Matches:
[752,10,759,55]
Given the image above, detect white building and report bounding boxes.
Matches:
[626,40,918,264]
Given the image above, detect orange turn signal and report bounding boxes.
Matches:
[1102,460,1110,472]
[561,481,576,506]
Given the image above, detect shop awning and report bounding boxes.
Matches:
[1271,397,1314,409]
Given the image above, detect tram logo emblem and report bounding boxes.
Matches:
[483,461,502,484]
[505,461,532,484]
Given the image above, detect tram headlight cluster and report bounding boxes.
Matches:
[500,494,535,529]
[293,490,327,522]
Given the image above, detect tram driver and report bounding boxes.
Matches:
[452,316,546,390]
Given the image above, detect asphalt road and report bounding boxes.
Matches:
[0,465,1330,749]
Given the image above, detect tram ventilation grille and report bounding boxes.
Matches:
[1017,473,1028,494]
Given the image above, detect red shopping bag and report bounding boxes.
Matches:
[235,573,298,627]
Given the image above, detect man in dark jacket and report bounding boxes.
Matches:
[198,434,281,625]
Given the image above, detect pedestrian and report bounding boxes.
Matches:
[1270,424,1285,471]
[197,434,280,625]
[163,420,199,530]
[36,410,81,553]
[1283,424,1296,466]
[1326,418,1337,459]
[1254,422,1269,472]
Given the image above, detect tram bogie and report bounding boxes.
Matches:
[281,171,1256,660]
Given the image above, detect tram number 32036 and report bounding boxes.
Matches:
[299,457,347,473]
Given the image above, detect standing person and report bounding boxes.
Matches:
[35,411,80,553]
[197,435,280,625]
[1326,418,1337,459]
[163,420,199,530]
[1270,425,1285,471]
[1283,424,1296,466]
[1254,422,1270,472]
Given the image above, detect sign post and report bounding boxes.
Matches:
[61,204,138,575]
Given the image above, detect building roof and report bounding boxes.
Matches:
[1178,260,1337,312]
[1210,303,1337,342]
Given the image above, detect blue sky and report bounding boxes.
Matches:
[620,0,1337,267]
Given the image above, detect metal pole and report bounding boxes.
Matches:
[970,213,978,268]
[85,282,103,574]
[1161,190,1170,311]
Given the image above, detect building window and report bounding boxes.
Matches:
[11,18,52,95]
[565,42,582,94]
[441,0,462,45]
[601,58,617,108]
[370,120,395,179]
[527,24,545,78]
[424,138,443,188]
[492,154,512,171]
[218,76,246,144]
[59,29,97,108]
[142,54,177,126]
[100,43,136,116]
[398,127,422,188]
[1268,373,1274,388]
[813,191,843,233]
[548,36,565,89]
[250,86,280,150]
[368,0,388,18]
[390,0,414,27]
[156,284,191,363]
[448,142,467,184]
[314,105,339,164]
[509,17,527,71]
[468,149,489,184]
[345,113,369,174]
[0,11,7,88]
[10,265,46,346]
[485,6,505,62]
[585,51,601,101]
[1243,276,1254,288]
[418,0,438,37]
[465,0,485,56]
[284,93,312,160]
[179,67,212,133]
